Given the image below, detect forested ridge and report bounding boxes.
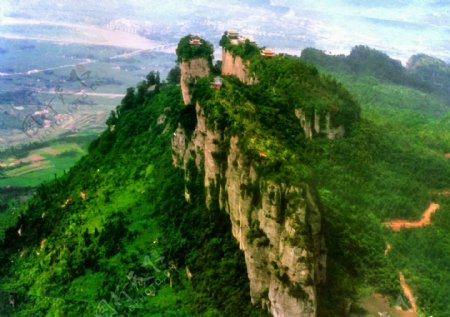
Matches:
[0,72,268,316]
[301,46,450,316]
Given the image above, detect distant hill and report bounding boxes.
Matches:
[407,53,450,99]
[301,46,450,117]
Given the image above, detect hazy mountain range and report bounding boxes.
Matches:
[1,0,450,62]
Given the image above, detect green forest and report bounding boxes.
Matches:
[0,71,269,316]
[0,35,450,317]
[300,46,450,316]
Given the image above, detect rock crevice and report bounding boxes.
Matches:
[221,48,256,84]
[180,58,210,105]
[294,108,345,140]
[172,101,326,317]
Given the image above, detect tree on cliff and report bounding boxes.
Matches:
[219,33,259,60]
[176,34,214,65]
[167,66,181,84]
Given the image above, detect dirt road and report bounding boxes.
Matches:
[384,202,440,231]
[399,272,417,313]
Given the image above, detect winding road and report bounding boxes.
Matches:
[383,202,440,315]
[399,272,417,313]
[384,202,440,231]
[379,153,450,315]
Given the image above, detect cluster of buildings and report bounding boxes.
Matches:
[189,32,276,58]
[189,35,202,46]
[226,30,256,46]
[186,31,276,91]
[225,30,275,58]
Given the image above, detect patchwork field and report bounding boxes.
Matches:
[0,132,98,239]
[0,37,176,147]
[0,140,87,187]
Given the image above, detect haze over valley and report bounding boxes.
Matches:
[1,0,449,146]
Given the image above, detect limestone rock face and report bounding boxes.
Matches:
[221,48,255,84]
[180,58,210,105]
[172,101,327,317]
[294,108,345,140]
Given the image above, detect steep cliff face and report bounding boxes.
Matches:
[180,58,210,105]
[172,102,326,317]
[294,108,345,140]
[221,48,255,84]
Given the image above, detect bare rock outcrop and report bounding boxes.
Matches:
[295,108,345,140]
[221,48,256,84]
[172,101,326,317]
[180,58,210,105]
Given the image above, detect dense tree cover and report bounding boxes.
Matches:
[299,47,450,316]
[305,114,450,315]
[0,74,268,316]
[348,46,411,85]
[251,56,360,129]
[176,35,214,65]
[186,54,360,186]
[301,46,430,93]
[192,74,313,184]
[301,47,450,118]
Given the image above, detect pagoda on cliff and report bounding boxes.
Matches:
[211,76,223,90]
[260,48,276,58]
[189,35,202,46]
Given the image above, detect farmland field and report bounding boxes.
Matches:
[0,37,176,147]
[0,131,98,239]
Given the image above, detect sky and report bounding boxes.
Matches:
[274,0,450,61]
[1,0,450,63]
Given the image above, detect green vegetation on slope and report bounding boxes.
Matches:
[0,71,268,317]
[219,32,260,60]
[301,46,426,91]
[300,46,450,316]
[0,133,98,241]
[176,35,214,65]
[407,53,450,100]
[301,47,450,117]
[2,36,450,317]
[190,54,360,181]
